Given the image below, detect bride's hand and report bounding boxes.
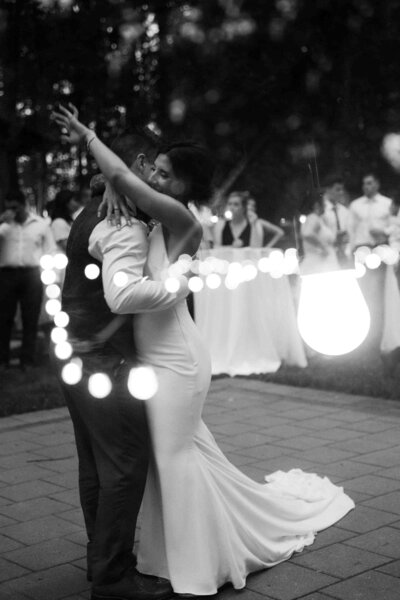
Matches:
[98,182,132,228]
[51,103,91,145]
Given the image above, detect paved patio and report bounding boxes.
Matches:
[0,377,400,600]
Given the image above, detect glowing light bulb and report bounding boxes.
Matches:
[210,215,218,223]
[297,270,370,356]
[45,284,61,299]
[53,253,68,269]
[164,277,180,293]
[54,341,73,360]
[54,311,69,327]
[50,327,68,344]
[188,276,204,292]
[242,263,258,281]
[224,210,233,220]
[354,262,367,278]
[45,299,62,315]
[258,257,270,273]
[365,253,381,270]
[127,366,158,400]
[61,361,82,385]
[113,271,128,287]
[206,273,221,289]
[88,373,112,398]
[41,270,57,285]
[40,254,54,270]
[85,264,100,280]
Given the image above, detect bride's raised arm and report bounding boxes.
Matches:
[52,104,200,237]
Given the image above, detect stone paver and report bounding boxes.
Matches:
[1,378,400,599]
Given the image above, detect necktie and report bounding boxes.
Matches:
[332,204,341,231]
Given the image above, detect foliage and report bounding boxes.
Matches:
[1,0,400,218]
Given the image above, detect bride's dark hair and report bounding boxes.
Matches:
[161,141,215,207]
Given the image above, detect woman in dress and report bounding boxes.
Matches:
[300,197,340,275]
[53,104,354,597]
[213,191,263,248]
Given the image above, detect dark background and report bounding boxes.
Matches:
[1,0,400,220]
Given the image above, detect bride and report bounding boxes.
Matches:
[53,104,354,597]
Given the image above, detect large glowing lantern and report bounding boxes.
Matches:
[297,270,370,356]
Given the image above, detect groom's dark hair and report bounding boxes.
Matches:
[111,127,160,166]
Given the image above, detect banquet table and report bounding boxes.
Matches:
[194,247,307,376]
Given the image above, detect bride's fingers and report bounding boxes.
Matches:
[120,202,132,227]
[68,103,79,117]
[56,104,72,117]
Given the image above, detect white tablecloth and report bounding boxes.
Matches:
[194,248,307,376]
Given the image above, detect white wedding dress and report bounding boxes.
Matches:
[135,225,354,596]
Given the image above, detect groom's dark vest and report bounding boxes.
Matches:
[62,195,136,361]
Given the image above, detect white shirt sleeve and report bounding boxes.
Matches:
[89,220,189,314]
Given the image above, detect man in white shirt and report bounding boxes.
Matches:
[321,176,351,266]
[0,190,56,370]
[348,173,392,250]
[348,173,393,352]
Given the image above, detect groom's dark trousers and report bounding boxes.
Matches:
[56,196,149,586]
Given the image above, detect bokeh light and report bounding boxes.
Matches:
[164,277,181,293]
[127,366,158,400]
[61,360,82,385]
[45,299,62,315]
[206,273,221,289]
[40,254,55,270]
[88,373,112,398]
[41,270,57,285]
[53,253,68,270]
[54,341,73,360]
[85,264,100,280]
[50,327,68,344]
[45,284,61,299]
[54,311,69,327]
[365,253,381,270]
[188,276,204,292]
[113,271,128,287]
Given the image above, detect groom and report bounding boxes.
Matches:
[57,130,188,600]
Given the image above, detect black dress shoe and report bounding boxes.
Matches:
[91,568,173,600]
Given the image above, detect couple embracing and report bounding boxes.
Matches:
[53,105,354,600]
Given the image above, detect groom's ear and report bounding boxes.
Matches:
[136,153,146,173]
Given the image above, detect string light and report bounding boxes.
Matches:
[45,284,61,299]
[51,327,68,344]
[40,254,55,270]
[113,271,128,287]
[54,311,69,327]
[54,341,73,360]
[85,264,100,280]
[127,366,158,400]
[61,360,82,385]
[41,270,57,285]
[45,299,62,315]
[164,277,181,293]
[53,254,68,270]
[88,373,112,398]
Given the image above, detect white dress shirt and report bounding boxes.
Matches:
[89,218,189,314]
[349,194,392,249]
[322,199,350,236]
[0,212,56,268]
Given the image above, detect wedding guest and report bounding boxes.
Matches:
[246,197,284,248]
[0,190,56,370]
[213,191,263,247]
[300,194,340,275]
[348,173,392,251]
[321,175,351,267]
[349,173,392,352]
